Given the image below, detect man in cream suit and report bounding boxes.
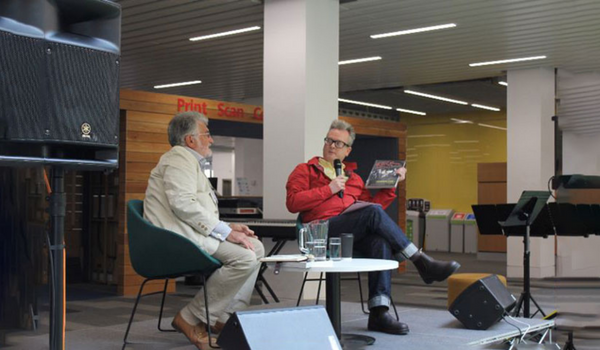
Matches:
[144,111,264,349]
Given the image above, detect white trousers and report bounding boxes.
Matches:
[181,237,265,326]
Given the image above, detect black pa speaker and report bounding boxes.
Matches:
[449,275,517,330]
[217,306,341,350]
[0,0,121,169]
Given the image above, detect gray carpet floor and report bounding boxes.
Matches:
[3,252,600,349]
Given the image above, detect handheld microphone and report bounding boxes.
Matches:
[333,159,343,198]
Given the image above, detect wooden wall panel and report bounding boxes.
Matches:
[477,163,507,253]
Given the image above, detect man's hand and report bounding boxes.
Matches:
[226,230,255,250]
[329,175,347,195]
[229,223,256,238]
[395,167,407,183]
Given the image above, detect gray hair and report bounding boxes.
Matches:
[329,120,356,146]
[168,111,209,147]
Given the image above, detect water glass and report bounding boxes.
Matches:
[313,239,327,261]
[329,237,342,261]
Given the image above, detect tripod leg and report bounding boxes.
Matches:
[529,295,546,318]
[513,293,525,317]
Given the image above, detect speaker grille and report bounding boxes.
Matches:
[0,31,45,140]
[46,41,119,146]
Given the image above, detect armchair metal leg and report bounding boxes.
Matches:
[356,273,369,315]
[123,278,150,349]
[315,272,324,305]
[296,272,309,307]
[390,295,399,321]
[158,279,176,332]
[202,275,220,349]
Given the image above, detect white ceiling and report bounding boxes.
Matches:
[116,0,600,131]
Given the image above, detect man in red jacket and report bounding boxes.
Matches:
[286,120,460,335]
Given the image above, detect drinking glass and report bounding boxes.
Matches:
[329,237,342,261]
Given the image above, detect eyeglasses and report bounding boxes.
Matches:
[195,132,212,138]
[324,137,350,148]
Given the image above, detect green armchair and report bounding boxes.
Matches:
[123,199,222,349]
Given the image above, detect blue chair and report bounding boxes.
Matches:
[123,200,222,349]
[295,216,399,319]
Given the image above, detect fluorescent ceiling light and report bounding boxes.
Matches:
[458,149,480,153]
[407,134,445,138]
[189,26,261,41]
[338,98,392,110]
[154,80,202,89]
[498,81,508,86]
[450,118,473,124]
[469,55,546,67]
[472,104,501,112]
[339,56,382,65]
[454,140,479,143]
[478,123,507,131]
[371,23,456,39]
[396,108,426,116]
[405,90,468,105]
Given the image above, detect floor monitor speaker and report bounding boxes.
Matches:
[449,274,517,330]
[217,306,341,350]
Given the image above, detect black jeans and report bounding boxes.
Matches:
[328,205,413,308]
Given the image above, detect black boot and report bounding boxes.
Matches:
[410,250,460,284]
[367,306,409,335]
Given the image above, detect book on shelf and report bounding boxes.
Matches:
[365,159,406,189]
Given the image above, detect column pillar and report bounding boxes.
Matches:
[263,0,339,219]
[506,67,556,278]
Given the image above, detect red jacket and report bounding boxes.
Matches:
[286,157,397,223]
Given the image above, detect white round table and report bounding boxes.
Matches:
[272,258,398,347]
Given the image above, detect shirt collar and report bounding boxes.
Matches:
[184,146,209,170]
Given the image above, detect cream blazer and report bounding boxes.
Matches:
[143,146,221,255]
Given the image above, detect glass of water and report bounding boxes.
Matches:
[313,239,327,261]
[329,237,342,261]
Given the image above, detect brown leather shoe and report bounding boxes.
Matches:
[171,312,215,349]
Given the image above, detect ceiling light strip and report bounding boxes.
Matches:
[339,56,382,65]
[450,118,473,124]
[498,81,508,86]
[371,23,456,39]
[190,26,261,41]
[405,90,468,105]
[338,98,392,110]
[154,80,202,89]
[396,108,426,116]
[469,55,546,67]
[471,104,501,111]
[478,123,507,131]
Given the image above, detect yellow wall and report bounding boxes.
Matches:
[403,111,507,213]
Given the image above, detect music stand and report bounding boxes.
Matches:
[500,190,551,318]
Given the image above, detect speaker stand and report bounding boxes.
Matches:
[563,331,577,350]
[512,220,546,319]
[49,167,66,350]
